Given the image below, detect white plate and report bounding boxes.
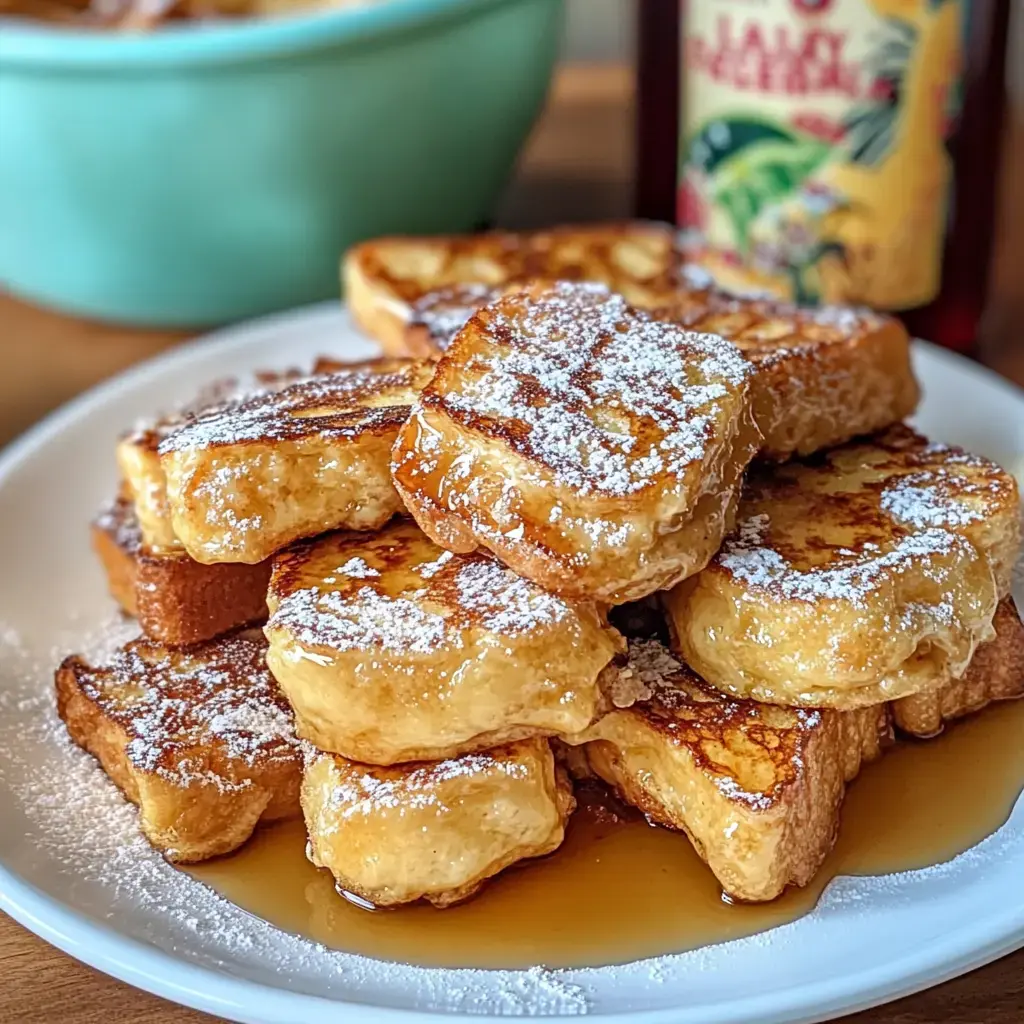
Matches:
[0,303,1022,1024]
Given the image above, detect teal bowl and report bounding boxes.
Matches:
[0,0,562,326]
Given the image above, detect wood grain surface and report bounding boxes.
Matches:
[0,64,1022,1024]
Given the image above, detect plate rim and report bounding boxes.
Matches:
[0,301,1022,1024]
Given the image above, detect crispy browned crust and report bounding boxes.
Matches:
[55,632,301,863]
[402,281,918,461]
[343,222,682,355]
[92,497,271,646]
[91,505,140,618]
[346,225,920,461]
[569,641,893,901]
[650,293,918,459]
[391,282,759,604]
[159,361,429,453]
[893,598,1024,737]
[157,361,433,565]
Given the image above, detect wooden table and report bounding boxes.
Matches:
[1,65,1022,1023]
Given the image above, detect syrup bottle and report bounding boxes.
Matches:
[636,0,1012,354]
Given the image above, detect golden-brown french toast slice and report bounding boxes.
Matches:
[391,282,760,604]
[55,632,301,863]
[344,221,682,354]
[403,282,917,461]
[665,427,1020,708]
[892,597,1024,737]
[159,359,433,565]
[116,360,360,554]
[116,380,241,554]
[650,293,918,459]
[264,519,623,765]
[92,496,271,646]
[303,738,574,908]
[563,640,892,902]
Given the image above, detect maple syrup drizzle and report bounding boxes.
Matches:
[187,698,1024,970]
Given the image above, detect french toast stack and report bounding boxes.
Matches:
[57,221,1022,916]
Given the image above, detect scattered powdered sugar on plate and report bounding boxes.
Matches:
[0,619,590,1016]
[0,314,1022,1016]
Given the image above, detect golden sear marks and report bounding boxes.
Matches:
[392,282,759,603]
[408,282,918,460]
[667,426,1021,708]
[55,632,301,862]
[350,221,682,306]
[58,633,297,784]
[156,359,434,564]
[724,426,1019,591]
[159,359,431,454]
[565,639,892,901]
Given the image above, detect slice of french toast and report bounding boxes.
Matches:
[344,225,918,460]
[55,631,301,863]
[406,285,916,463]
[264,519,623,765]
[117,359,353,554]
[892,597,1024,737]
[159,359,433,564]
[563,640,892,902]
[650,293,918,459]
[344,221,682,354]
[391,282,761,604]
[117,377,244,554]
[302,738,574,908]
[92,495,272,646]
[665,426,1020,708]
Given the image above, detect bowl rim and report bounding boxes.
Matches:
[0,0,541,69]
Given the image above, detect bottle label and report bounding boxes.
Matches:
[679,0,965,308]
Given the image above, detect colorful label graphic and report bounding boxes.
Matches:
[679,0,965,308]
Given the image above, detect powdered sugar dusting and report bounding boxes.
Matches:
[0,621,590,1015]
[94,495,142,554]
[269,529,578,656]
[311,745,532,819]
[426,282,752,497]
[678,263,716,291]
[719,513,965,607]
[454,559,569,635]
[411,284,503,349]
[337,557,380,579]
[273,586,450,655]
[159,364,425,454]
[122,369,299,452]
[65,632,298,787]
[880,472,987,530]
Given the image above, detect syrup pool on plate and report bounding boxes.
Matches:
[188,697,1024,969]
